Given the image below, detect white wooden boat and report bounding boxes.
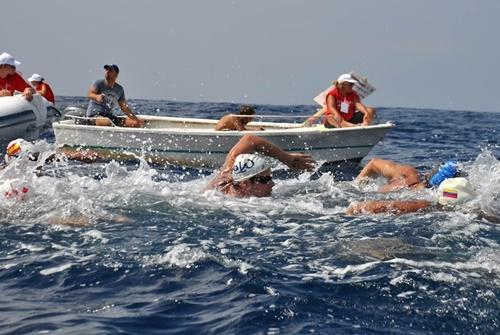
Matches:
[53,115,394,167]
[0,95,61,147]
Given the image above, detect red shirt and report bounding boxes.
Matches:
[34,82,56,104]
[325,87,360,121]
[0,72,31,95]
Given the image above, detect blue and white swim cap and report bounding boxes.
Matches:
[428,160,459,187]
[232,154,270,182]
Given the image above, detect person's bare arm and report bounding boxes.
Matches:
[38,84,48,97]
[118,99,144,126]
[0,89,11,96]
[87,85,104,103]
[304,108,327,126]
[233,118,247,131]
[355,101,372,125]
[22,87,35,102]
[220,134,316,174]
[324,95,344,128]
[346,200,432,215]
[215,115,243,131]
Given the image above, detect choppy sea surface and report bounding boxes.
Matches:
[1,97,499,335]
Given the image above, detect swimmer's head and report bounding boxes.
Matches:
[232,154,270,182]
[426,160,463,188]
[437,177,476,207]
[4,139,36,164]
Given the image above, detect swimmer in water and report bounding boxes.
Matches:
[206,134,316,197]
[347,177,500,223]
[355,158,462,193]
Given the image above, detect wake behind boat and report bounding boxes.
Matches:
[54,113,394,168]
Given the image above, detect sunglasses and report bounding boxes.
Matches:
[250,175,273,184]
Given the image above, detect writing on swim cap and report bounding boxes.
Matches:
[233,158,255,174]
[232,154,270,182]
[428,160,459,187]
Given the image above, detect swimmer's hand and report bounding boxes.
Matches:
[286,153,316,171]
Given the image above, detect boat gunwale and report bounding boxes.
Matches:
[54,116,395,136]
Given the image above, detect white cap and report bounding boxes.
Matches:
[0,52,21,67]
[232,154,270,182]
[4,138,34,164]
[337,73,357,84]
[28,73,43,82]
[437,177,476,207]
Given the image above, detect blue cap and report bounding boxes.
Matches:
[104,64,119,73]
[428,160,458,187]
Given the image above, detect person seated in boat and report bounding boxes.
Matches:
[0,52,35,102]
[28,73,56,104]
[214,105,262,131]
[206,134,315,197]
[355,158,462,193]
[346,177,500,223]
[304,73,375,128]
[86,64,144,127]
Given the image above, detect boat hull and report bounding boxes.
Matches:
[0,95,61,147]
[54,116,394,167]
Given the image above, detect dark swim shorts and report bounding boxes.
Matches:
[325,111,364,128]
[85,114,126,127]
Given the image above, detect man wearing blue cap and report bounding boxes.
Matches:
[355,158,460,193]
[86,64,144,127]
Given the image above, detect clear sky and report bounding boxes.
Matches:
[2,0,499,112]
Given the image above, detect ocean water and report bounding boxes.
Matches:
[1,97,499,335]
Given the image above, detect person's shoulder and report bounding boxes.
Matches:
[93,79,105,86]
[12,72,26,81]
[220,114,235,121]
[328,87,338,94]
[115,82,125,90]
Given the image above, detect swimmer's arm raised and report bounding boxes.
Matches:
[220,134,316,173]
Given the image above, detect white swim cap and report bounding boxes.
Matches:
[4,138,34,164]
[437,177,476,207]
[232,154,270,182]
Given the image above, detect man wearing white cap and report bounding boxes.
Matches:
[0,52,35,101]
[305,73,375,128]
[206,134,315,197]
[28,73,55,104]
